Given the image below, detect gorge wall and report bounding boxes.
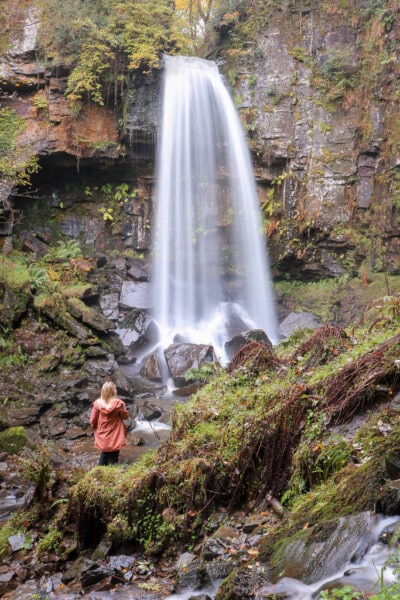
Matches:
[1,0,399,325]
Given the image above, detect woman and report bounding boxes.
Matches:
[90,381,129,465]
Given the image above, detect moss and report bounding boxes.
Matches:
[60,284,94,299]
[0,257,30,291]
[37,527,63,553]
[0,426,28,454]
[0,505,40,559]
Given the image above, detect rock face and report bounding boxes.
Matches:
[219,2,400,281]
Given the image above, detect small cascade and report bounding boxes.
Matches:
[152,55,278,360]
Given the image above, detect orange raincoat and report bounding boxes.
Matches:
[90,398,129,452]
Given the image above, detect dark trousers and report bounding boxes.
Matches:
[98,450,120,466]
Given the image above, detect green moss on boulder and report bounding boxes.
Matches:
[0,426,28,454]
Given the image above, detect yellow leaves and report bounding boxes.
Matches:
[47,267,59,282]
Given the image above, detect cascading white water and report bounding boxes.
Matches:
[152,55,278,359]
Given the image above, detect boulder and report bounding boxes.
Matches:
[140,352,163,382]
[119,281,152,310]
[164,343,216,387]
[224,329,272,361]
[278,311,320,338]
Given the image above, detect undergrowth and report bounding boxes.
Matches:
[66,294,400,555]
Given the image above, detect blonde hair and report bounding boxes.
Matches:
[100,381,117,404]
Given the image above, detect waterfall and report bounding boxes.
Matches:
[152,55,277,359]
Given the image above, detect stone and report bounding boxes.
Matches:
[174,557,210,593]
[242,513,270,533]
[164,343,216,387]
[99,292,120,320]
[127,263,149,281]
[225,329,272,361]
[8,534,26,552]
[119,281,151,309]
[278,311,320,338]
[81,565,114,589]
[140,352,163,382]
[66,298,115,333]
[108,555,135,571]
[264,512,374,584]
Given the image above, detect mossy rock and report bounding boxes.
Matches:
[0,288,30,327]
[0,257,30,291]
[60,283,97,300]
[0,426,28,454]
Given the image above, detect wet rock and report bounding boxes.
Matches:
[1,579,38,600]
[66,298,115,333]
[262,511,374,584]
[113,368,134,397]
[175,551,197,572]
[278,311,320,338]
[61,556,95,584]
[139,399,163,421]
[242,513,270,534]
[205,559,235,582]
[174,557,210,593]
[108,554,135,571]
[140,352,163,382]
[201,538,225,560]
[130,435,145,446]
[81,565,115,589]
[119,281,152,309]
[99,292,120,320]
[117,309,158,349]
[8,534,27,552]
[84,355,117,379]
[0,565,16,584]
[127,263,149,281]
[164,343,216,387]
[224,329,272,361]
[215,563,269,600]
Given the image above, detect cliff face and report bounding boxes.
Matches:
[1,0,399,288]
[220,1,400,281]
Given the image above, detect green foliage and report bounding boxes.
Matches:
[0,107,39,189]
[44,240,82,262]
[38,0,182,112]
[318,587,363,599]
[37,527,63,553]
[185,363,219,382]
[318,578,400,599]
[0,343,30,369]
[95,182,139,224]
[0,426,28,455]
[28,264,51,294]
[18,444,56,507]
[0,256,31,291]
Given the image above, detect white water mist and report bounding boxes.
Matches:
[152,55,277,357]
